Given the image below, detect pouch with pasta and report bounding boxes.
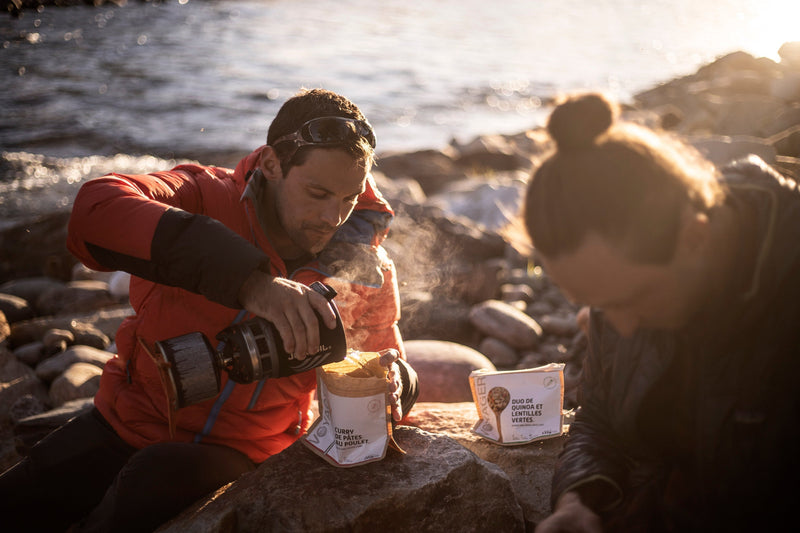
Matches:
[302,351,403,467]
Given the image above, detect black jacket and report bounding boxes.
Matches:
[551,157,800,532]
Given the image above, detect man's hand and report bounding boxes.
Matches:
[535,492,603,533]
[238,269,337,359]
[378,348,403,422]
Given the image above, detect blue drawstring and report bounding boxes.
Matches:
[193,309,247,443]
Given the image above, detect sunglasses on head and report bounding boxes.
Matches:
[271,116,376,161]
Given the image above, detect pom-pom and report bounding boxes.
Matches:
[547,93,619,150]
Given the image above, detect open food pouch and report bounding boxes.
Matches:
[302,351,402,467]
[469,363,565,445]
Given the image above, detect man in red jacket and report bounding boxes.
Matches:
[0,88,418,532]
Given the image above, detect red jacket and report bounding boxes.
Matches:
[67,146,403,463]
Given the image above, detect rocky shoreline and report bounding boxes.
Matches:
[1,44,799,530]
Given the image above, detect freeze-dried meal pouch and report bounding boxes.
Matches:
[302,351,402,467]
[469,363,565,445]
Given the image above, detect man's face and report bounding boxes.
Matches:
[270,148,368,256]
[540,233,701,337]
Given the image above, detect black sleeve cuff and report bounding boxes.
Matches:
[395,358,419,420]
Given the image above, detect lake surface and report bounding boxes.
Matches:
[1,0,798,221]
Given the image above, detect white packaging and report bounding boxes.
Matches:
[302,352,400,467]
[469,363,565,445]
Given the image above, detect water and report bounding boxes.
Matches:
[1,0,798,223]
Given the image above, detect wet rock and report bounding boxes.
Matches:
[404,340,495,402]
[48,362,102,407]
[159,426,525,533]
[35,345,113,383]
[469,299,543,350]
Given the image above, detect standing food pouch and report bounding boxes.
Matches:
[302,351,402,467]
[469,363,565,445]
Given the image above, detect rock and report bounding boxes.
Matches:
[0,293,35,324]
[406,402,570,529]
[372,171,427,207]
[70,321,112,350]
[36,280,118,316]
[48,362,102,407]
[159,426,525,533]
[478,336,519,368]
[404,340,495,402]
[452,134,533,172]
[538,314,579,338]
[71,263,114,283]
[108,271,131,300]
[0,212,74,282]
[0,310,8,344]
[778,41,800,69]
[500,283,535,303]
[35,345,113,383]
[0,277,66,312]
[689,135,777,167]
[377,149,466,195]
[42,328,74,354]
[12,397,94,456]
[8,303,133,347]
[12,340,45,367]
[398,292,475,345]
[427,175,526,233]
[469,300,543,350]
[0,347,49,424]
[8,393,47,424]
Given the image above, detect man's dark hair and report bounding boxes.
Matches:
[267,88,375,176]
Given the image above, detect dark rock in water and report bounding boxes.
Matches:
[158,426,525,533]
[404,340,496,403]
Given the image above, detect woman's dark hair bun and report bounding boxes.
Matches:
[547,92,618,150]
